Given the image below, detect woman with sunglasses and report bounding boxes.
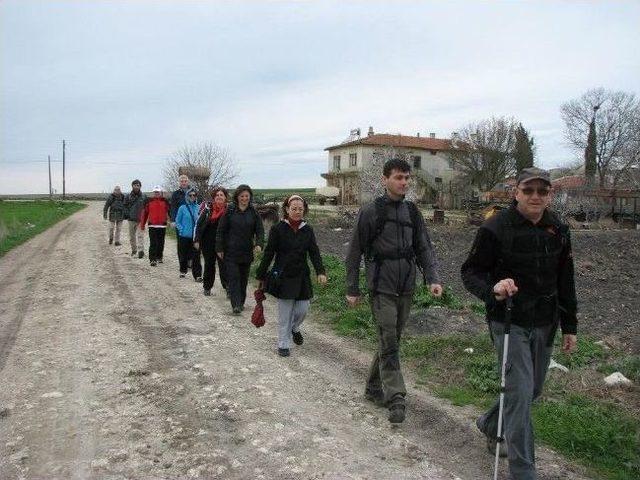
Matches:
[255,195,327,357]
[175,188,203,281]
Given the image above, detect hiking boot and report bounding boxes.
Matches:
[486,436,508,458]
[277,348,290,357]
[203,289,211,296]
[180,273,186,278]
[364,389,385,407]
[138,251,144,259]
[150,260,157,266]
[109,238,113,245]
[195,277,203,283]
[114,242,121,246]
[292,330,304,346]
[388,404,406,424]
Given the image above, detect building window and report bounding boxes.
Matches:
[349,153,357,167]
[447,157,456,169]
[411,155,421,169]
[333,155,341,171]
[430,150,437,155]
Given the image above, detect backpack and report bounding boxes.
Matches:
[364,197,425,293]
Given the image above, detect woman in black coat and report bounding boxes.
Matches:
[216,184,264,314]
[256,195,327,357]
[195,186,228,296]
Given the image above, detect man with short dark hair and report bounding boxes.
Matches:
[124,179,146,257]
[461,167,577,480]
[345,158,442,424]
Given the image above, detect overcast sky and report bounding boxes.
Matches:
[1,0,639,194]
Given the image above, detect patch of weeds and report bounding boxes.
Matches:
[533,395,640,480]
[598,355,640,383]
[554,336,606,368]
[434,385,481,407]
[413,286,464,310]
[469,302,486,315]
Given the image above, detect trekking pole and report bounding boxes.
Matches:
[493,295,513,480]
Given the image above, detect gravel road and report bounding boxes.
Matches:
[0,202,592,479]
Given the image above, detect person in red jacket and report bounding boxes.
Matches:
[139,186,171,266]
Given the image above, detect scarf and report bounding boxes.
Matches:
[210,202,227,222]
[287,219,303,232]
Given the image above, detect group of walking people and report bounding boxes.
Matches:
[103,160,578,480]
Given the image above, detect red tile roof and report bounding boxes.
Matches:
[552,175,587,189]
[325,133,454,151]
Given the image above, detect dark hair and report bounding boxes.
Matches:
[282,194,309,219]
[383,158,411,177]
[131,179,141,186]
[233,184,253,204]
[209,186,228,201]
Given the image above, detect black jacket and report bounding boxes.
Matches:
[195,203,221,255]
[461,202,577,334]
[256,220,325,300]
[169,188,188,222]
[215,204,265,263]
[123,190,146,222]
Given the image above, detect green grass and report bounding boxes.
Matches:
[533,396,640,480]
[252,188,318,204]
[307,253,640,480]
[0,200,86,256]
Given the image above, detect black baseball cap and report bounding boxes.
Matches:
[132,179,141,186]
[516,167,551,186]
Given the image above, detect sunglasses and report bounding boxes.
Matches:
[188,194,197,197]
[519,187,550,196]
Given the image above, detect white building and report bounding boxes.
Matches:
[321,127,460,205]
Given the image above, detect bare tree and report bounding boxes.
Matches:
[561,88,640,187]
[359,147,418,202]
[450,117,519,191]
[163,142,239,195]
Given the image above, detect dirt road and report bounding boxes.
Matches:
[0,203,591,479]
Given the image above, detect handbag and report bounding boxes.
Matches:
[264,267,283,296]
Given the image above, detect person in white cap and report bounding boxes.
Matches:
[139,186,171,266]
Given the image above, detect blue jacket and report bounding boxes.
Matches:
[175,200,200,239]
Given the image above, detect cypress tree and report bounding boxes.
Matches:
[514,123,535,172]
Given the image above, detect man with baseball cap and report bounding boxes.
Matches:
[461,166,577,479]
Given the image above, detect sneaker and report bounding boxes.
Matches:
[232,306,242,315]
[277,348,290,357]
[180,273,186,278]
[203,289,211,296]
[292,330,304,346]
[138,251,144,259]
[195,277,203,283]
[131,251,136,256]
[109,238,113,245]
[486,436,508,458]
[158,258,163,263]
[388,404,406,424]
[150,260,157,266]
[364,389,385,407]
[114,242,121,246]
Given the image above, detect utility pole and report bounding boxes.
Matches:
[62,140,66,200]
[48,155,52,198]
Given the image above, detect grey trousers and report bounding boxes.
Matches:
[477,321,555,480]
[128,220,145,253]
[366,294,412,406]
[276,299,310,349]
[108,220,122,243]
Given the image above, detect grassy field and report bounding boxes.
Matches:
[309,254,640,480]
[0,200,86,257]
